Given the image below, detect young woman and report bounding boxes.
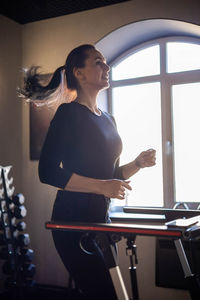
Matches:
[19,44,156,300]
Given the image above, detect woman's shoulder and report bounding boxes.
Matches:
[56,102,73,113]
[52,102,74,123]
[56,101,81,115]
[102,111,117,126]
[56,101,85,114]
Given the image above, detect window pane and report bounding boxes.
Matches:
[112,82,163,207]
[167,42,200,73]
[112,45,160,80]
[172,82,200,203]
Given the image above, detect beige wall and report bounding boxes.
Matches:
[0,15,22,189]
[1,0,200,299]
[0,14,22,290]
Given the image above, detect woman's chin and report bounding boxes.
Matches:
[101,81,110,90]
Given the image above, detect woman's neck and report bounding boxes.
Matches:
[76,89,101,115]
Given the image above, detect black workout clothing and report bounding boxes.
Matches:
[38,101,124,299]
[39,101,124,190]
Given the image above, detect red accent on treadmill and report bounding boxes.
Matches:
[45,222,182,238]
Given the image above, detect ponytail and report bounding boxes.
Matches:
[18,44,95,106]
[18,65,64,102]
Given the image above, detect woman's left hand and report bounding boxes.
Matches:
[134,149,156,169]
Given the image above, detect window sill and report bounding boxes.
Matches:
[109,206,200,224]
[109,211,166,224]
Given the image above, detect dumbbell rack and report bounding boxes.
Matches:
[0,165,35,298]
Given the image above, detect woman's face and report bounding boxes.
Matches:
[76,48,110,91]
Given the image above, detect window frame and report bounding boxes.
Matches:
[108,36,200,209]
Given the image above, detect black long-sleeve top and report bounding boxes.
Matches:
[38,101,124,191]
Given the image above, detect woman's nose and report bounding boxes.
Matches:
[104,63,110,72]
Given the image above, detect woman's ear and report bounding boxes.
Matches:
[73,67,84,81]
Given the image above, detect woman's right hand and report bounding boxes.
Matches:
[101,179,132,200]
[65,173,132,198]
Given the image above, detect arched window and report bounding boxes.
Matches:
[108,37,200,209]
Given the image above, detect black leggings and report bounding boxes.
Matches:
[52,230,118,300]
[51,191,117,300]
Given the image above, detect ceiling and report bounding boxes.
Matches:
[1,0,130,24]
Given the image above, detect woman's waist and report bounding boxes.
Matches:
[57,189,109,200]
[52,190,111,223]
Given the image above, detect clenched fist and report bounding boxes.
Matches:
[135,149,156,168]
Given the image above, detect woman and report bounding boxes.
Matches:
[19,44,156,299]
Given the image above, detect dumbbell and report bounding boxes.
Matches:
[20,248,34,262]
[12,219,26,231]
[11,193,25,206]
[2,206,27,220]
[22,263,36,278]
[16,233,30,247]
[4,276,17,289]
[0,231,30,248]
[13,205,27,219]
[4,277,36,288]
[0,246,16,260]
[9,205,27,219]
[2,260,36,278]
[16,221,26,231]
[0,247,34,262]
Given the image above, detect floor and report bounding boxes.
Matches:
[0,284,86,300]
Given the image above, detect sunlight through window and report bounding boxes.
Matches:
[167,42,200,73]
[172,82,200,203]
[113,83,163,207]
[110,37,200,208]
[112,45,160,80]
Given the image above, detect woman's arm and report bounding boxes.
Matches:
[64,149,155,198]
[38,104,73,189]
[65,173,132,200]
[119,149,156,180]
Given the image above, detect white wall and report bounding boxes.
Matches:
[1,0,200,299]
